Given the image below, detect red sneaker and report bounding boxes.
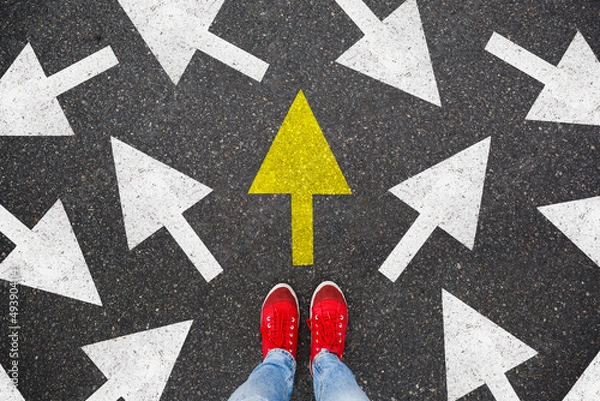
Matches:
[307,281,348,368]
[260,284,299,359]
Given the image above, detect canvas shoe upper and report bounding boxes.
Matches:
[260,283,299,359]
[306,281,348,369]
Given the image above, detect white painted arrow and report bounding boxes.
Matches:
[335,0,441,106]
[82,320,193,401]
[111,137,222,282]
[0,200,102,306]
[443,290,537,401]
[562,350,600,400]
[379,137,491,282]
[0,365,25,401]
[538,196,600,267]
[0,44,118,136]
[485,31,600,125]
[117,0,269,84]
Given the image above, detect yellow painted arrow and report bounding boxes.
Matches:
[249,90,351,265]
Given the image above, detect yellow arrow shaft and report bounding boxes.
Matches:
[291,193,314,265]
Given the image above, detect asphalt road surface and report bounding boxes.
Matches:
[0,0,599,400]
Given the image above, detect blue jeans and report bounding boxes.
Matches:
[229,349,370,401]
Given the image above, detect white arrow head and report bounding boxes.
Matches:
[0,43,73,136]
[443,290,537,401]
[336,0,441,106]
[0,200,102,306]
[117,0,218,84]
[111,137,212,250]
[118,0,268,84]
[82,320,193,401]
[390,137,491,249]
[527,32,600,125]
[0,365,25,401]
[538,196,600,267]
[562,350,600,400]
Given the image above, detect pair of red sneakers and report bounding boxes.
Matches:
[260,281,348,369]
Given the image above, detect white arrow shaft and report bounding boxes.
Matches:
[84,380,123,401]
[0,204,32,244]
[334,0,382,36]
[195,32,269,82]
[486,373,522,401]
[379,213,437,282]
[45,46,119,98]
[165,214,222,282]
[485,32,556,85]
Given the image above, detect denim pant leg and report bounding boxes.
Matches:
[229,349,296,401]
[312,350,370,401]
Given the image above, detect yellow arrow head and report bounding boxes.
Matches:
[249,90,351,196]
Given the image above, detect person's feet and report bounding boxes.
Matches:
[307,281,348,369]
[260,283,299,359]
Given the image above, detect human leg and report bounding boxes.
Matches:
[229,284,300,401]
[307,281,370,401]
[312,350,369,401]
[228,349,296,401]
